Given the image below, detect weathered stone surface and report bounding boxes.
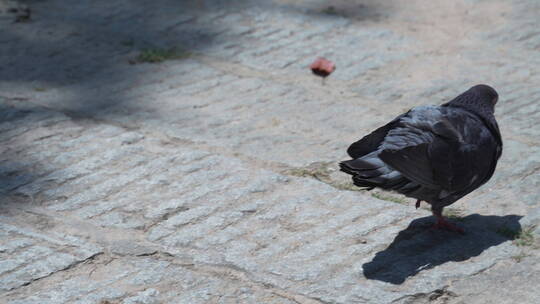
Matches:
[1,0,539,303]
[4,255,299,304]
[0,222,102,292]
[447,254,540,304]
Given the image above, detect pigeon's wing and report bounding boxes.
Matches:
[435,116,500,195]
[347,113,407,159]
[379,108,499,193]
[435,109,501,193]
[379,143,438,188]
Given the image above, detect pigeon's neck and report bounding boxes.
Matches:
[444,98,502,147]
[446,101,494,121]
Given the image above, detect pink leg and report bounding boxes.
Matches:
[432,214,465,234]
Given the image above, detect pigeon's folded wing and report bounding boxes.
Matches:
[379,144,439,189]
[347,114,406,159]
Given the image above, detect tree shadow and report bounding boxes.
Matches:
[0,0,240,202]
[0,101,49,201]
[1,0,392,117]
[362,214,523,284]
[286,1,388,22]
[3,0,278,118]
[0,0,394,203]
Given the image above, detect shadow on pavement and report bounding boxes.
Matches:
[0,0,236,201]
[0,102,47,199]
[0,0,392,201]
[0,0,234,114]
[284,1,388,22]
[362,214,522,284]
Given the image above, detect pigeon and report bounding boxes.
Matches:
[340,84,502,233]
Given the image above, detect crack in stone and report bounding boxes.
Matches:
[14,251,105,291]
[179,261,330,304]
[391,286,458,304]
[468,261,498,277]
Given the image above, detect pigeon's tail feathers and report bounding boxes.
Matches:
[340,155,408,190]
[340,156,384,172]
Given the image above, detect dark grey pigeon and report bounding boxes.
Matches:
[340,84,502,233]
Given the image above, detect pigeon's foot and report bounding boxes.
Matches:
[432,216,465,234]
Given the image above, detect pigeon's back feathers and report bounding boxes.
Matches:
[340,85,502,212]
[346,115,403,159]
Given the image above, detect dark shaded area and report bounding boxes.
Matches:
[1,0,389,202]
[1,0,229,114]
[362,214,522,284]
[297,2,388,22]
[1,0,242,201]
[0,102,51,199]
[1,0,384,114]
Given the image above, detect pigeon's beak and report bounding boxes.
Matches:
[492,96,498,105]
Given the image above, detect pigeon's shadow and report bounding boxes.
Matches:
[362,214,522,284]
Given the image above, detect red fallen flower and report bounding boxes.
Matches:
[310,57,335,78]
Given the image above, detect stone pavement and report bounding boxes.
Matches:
[1,0,539,303]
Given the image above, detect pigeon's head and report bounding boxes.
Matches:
[445,84,499,114]
[470,84,498,106]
